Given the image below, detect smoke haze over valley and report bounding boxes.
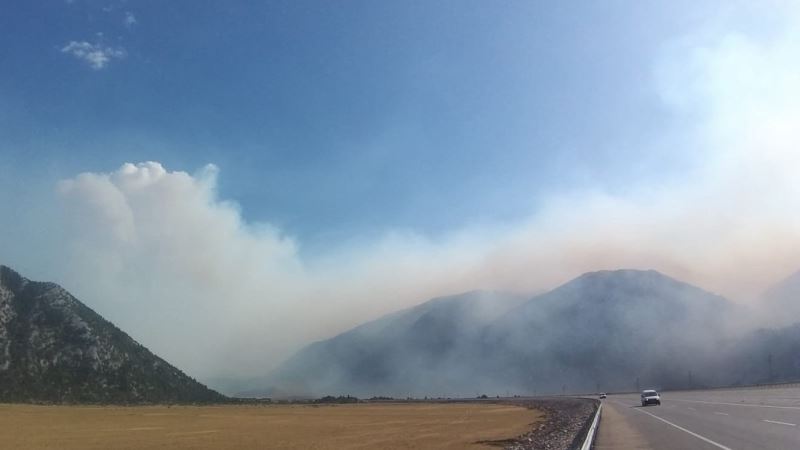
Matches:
[2,1,800,395]
[258,269,800,399]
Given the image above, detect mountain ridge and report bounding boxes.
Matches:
[262,290,527,398]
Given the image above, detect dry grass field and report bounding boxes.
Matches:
[0,402,541,449]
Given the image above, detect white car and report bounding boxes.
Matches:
[640,389,661,406]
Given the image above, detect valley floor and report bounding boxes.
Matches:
[0,402,541,449]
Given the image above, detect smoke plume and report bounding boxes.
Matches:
[14,4,800,381]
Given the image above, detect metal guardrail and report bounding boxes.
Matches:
[579,403,602,450]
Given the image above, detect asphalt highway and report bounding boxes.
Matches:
[594,387,800,449]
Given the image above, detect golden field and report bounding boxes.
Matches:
[0,402,541,449]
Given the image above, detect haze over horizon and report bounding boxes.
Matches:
[2,1,800,382]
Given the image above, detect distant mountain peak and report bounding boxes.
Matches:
[0,265,28,293]
[575,268,675,282]
[562,268,715,297]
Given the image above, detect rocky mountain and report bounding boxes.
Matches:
[266,270,750,397]
[0,265,225,403]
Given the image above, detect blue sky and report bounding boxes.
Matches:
[3,1,800,379]
[1,0,708,248]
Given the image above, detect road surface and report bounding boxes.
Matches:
[594,387,800,449]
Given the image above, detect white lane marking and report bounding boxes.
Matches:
[763,419,797,427]
[635,408,734,450]
[669,398,800,410]
[713,412,729,416]
[688,407,697,411]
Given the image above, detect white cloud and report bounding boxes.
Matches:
[61,41,126,70]
[124,12,137,28]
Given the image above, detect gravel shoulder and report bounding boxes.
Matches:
[480,397,599,450]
